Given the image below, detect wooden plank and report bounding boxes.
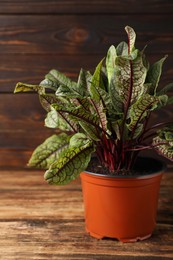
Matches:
[0,189,83,220]
[1,95,170,138]
[0,94,54,148]
[0,54,104,92]
[0,93,54,167]
[0,221,172,259]
[0,171,172,223]
[158,173,173,225]
[0,171,172,259]
[0,188,84,220]
[0,149,32,168]
[0,93,172,132]
[0,53,173,92]
[0,15,172,55]
[0,0,172,14]
[0,92,172,167]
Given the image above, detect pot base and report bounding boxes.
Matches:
[86,227,152,243]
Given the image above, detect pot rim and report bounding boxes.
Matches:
[83,157,166,180]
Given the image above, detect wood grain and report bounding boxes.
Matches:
[0,15,172,55]
[0,170,172,259]
[0,0,172,14]
[0,1,172,169]
[0,109,171,168]
[0,93,172,168]
[0,221,172,259]
[0,1,172,258]
[1,53,173,93]
[0,94,53,148]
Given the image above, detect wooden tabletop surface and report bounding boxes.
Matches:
[0,169,173,260]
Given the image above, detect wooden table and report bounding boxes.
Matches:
[0,169,173,259]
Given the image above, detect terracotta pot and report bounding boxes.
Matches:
[80,157,165,242]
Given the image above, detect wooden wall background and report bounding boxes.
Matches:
[0,0,173,168]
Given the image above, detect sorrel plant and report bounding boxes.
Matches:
[14,26,173,185]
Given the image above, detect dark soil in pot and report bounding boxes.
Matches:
[86,156,166,176]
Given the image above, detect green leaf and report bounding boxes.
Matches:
[153,127,173,161]
[28,133,71,169]
[39,78,58,91]
[142,52,150,71]
[87,68,111,132]
[91,59,105,92]
[116,41,128,56]
[157,82,173,95]
[56,85,81,99]
[91,99,108,131]
[106,45,117,85]
[125,26,136,54]
[56,74,86,98]
[127,94,159,131]
[80,68,109,133]
[167,96,173,105]
[109,71,123,112]
[39,94,59,112]
[55,70,87,98]
[156,94,168,109]
[44,142,95,185]
[14,82,44,94]
[111,51,147,107]
[55,69,92,110]
[132,123,143,139]
[77,68,92,93]
[111,120,122,140]
[45,69,77,89]
[146,55,168,94]
[52,104,100,130]
[69,133,90,148]
[89,69,112,112]
[130,52,148,103]
[79,121,100,141]
[45,106,78,132]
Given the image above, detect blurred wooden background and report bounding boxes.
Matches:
[0,0,173,168]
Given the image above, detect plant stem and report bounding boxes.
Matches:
[143,121,173,138]
[125,142,168,152]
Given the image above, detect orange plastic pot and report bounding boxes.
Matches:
[80,157,165,242]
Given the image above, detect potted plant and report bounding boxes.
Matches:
[14,26,173,242]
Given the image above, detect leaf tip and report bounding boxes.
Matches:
[14,82,22,93]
